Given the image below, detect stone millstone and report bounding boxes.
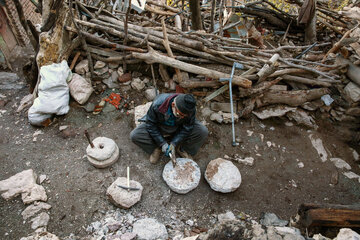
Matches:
[86,137,119,168]
[106,177,143,209]
[162,158,201,194]
[205,158,241,193]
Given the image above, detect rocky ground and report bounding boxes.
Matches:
[0,49,359,240]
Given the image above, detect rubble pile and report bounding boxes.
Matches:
[46,0,359,135]
[60,210,360,239]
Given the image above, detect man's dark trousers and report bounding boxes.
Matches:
[130,120,208,156]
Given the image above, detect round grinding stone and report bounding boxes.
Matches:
[86,137,117,161]
[205,158,241,193]
[162,158,201,194]
[86,137,119,168]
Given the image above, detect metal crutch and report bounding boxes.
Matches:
[220,62,244,147]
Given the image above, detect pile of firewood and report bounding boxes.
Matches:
[31,0,360,127]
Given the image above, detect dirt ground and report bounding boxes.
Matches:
[0,50,360,239]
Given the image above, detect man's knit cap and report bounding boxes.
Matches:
[175,94,196,115]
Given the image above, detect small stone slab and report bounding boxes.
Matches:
[162,158,201,194]
[22,202,52,220]
[106,177,143,209]
[30,212,50,229]
[134,102,152,127]
[0,169,47,204]
[205,158,241,193]
[86,137,119,168]
[132,218,168,240]
[75,59,89,75]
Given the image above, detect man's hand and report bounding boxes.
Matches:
[162,143,175,157]
[161,143,169,154]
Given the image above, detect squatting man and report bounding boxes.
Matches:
[130,93,208,164]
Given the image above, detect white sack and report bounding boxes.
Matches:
[68,73,93,104]
[28,60,71,126]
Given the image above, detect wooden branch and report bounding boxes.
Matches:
[70,51,81,70]
[322,23,360,62]
[159,64,170,82]
[98,16,204,51]
[89,53,142,64]
[239,6,288,29]
[175,56,212,64]
[257,54,280,82]
[161,19,182,83]
[262,42,331,53]
[87,45,123,57]
[146,0,180,13]
[65,26,146,52]
[76,0,95,19]
[69,0,94,78]
[279,58,336,80]
[41,0,62,32]
[240,97,258,118]
[145,5,176,16]
[239,77,282,98]
[123,0,132,73]
[297,203,360,228]
[27,20,39,50]
[59,36,82,61]
[180,80,222,88]
[132,47,252,88]
[257,88,329,107]
[282,75,332,87]
[75,19,162,49]
[218,0,225,36]
[210,0,216,32]
[318,18,343,35]
[86,18,231,65]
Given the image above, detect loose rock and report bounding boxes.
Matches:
[20,231,59,240]
[132,218,168,240]
[22,202,52,220]
[0,169,47,204]
[287,109,318,129]
[335,228,360,239]
[205,158,242,193]
[119,73,132,83]
[162,158,201,194]
[144,88,159,101]
[75,59,89,75]
[201,107,214,118]
[330,158,351,170]
[344,82,360,102]
[131,78,145,91]
[103,72,121,89]
[106,177,143,208]
[94,66,109,76]
[218,211,236,222]
[210,112,223,123]
[30,212,50,229]
[253,105,296,119]
[94,61,106,69]
[274,227,305,240]
[309,134,328,162]
[260,213,288,227]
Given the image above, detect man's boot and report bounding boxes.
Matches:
[149,148,161,164]
[177,146,192,159]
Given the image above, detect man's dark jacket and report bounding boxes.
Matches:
[145,93,196,147]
